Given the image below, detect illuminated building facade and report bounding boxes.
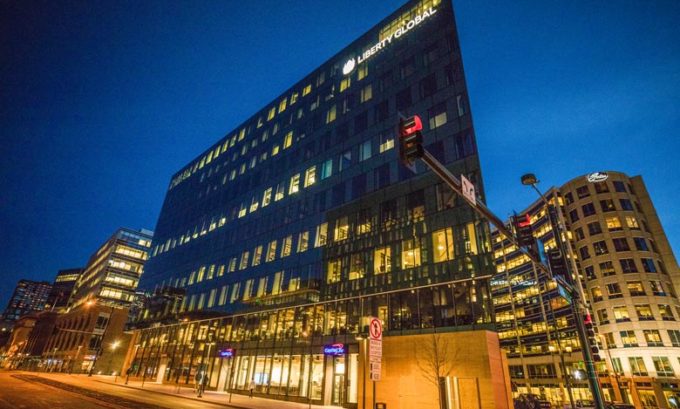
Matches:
[47,268,83,312]
[493,171,680,408]
[70,227,153,309]
[127,0,510,407]
[1,279,52,322]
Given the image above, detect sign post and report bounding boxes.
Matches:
[368,317,382,409]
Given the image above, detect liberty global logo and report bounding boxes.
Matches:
[342,58,356,75]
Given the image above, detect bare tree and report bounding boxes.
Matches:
[416,332,456,409]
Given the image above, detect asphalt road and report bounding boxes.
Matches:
[0,371,118,409]
[0,371,231,409]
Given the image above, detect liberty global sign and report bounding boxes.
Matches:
[342,6,437,75]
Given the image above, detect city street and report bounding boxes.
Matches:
[0,370,341,409]
[0,371,120,409]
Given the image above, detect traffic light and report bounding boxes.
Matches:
[547,249,568,278]
[513,213,535,247]
[583,313,603,362]
[398,115,424,165]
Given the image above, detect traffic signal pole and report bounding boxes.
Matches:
[414,149,605,409]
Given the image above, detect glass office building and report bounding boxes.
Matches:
[132,0,498,406]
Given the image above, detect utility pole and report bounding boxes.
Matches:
[397,115,605,409]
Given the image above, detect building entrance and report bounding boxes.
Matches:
[332,374,345,405]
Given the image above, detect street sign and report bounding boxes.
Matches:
[368,317,382,381]
[460,174,476,206]
[369,339,382,359]
[369,317,382,341]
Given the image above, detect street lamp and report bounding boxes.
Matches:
[111,341,120,382]
[521,173,606,409]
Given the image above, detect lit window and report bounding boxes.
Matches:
[360,84,372,102]
[267,107,276,120]
[252,245,263,266]
[326,104,337,123]
[302,84,312,96]
[257,277,267,297]
[429,104,448,129]
[283,131,293,149]
[238,128,246,141]
[613,306,629,321]
[358,64,368,80]
[275,183,285,201]
[357,209,372,234]
[653,356,674,376]
[288,277,300,291]
[243,279,253,300]
[401,238,422,269]
[272,144,280,156]
[464,222,479,255]
[249,196,259,213]
[327,259,342,283]
[334,216,349,241]
[374,246,392,274]
[606,216,622,231]
[218,285,228,305]
[432,228,454,262]
[315,223,328,247]
[379,134,394,153]
[228,257,237,272]
[262,188,272,207]
[239,251,250,270]
[281,235,293,257]
[290,92,299,105]
[626,216,640,229]
[238,203,247,218]
[278,98,287,113]
[272,271,283,295]
[321,159,333,179]
[628,356,646,375]
[266,240,277,262]
[340,77,351,92]
[289,173,300,194]
[304,166,316,187]
[297,231,309,253]
[349,253,365,280]
[207,288,216,308]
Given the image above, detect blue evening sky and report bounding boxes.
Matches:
[1,1,679,306]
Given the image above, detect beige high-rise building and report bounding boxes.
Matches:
[492,171,680,408]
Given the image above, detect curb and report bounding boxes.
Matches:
[93,379,250,409]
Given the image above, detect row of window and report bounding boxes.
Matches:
[169,33,455,192]
[569,198,637,223]
[596,303,678,324]
[563,179,632,205]
[590,280,675,303]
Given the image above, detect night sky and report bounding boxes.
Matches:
[2,0,679,308]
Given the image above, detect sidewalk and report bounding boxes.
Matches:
[33,372,341,409]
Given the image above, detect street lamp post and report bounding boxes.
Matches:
[521,173,606,409]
